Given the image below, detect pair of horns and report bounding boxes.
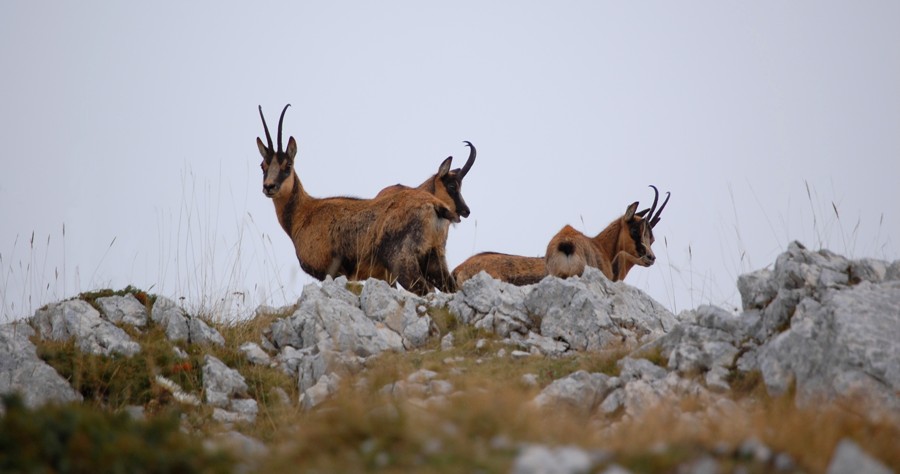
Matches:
[642,185,670,228]
[636,185,670,227]
[258,104,291,153]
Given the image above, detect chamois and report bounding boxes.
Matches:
[257,104,457,295]
[376,141,476,219]
[545,185,670,282]
[452,252,547,286]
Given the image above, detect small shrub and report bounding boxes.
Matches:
[0,394,232,474]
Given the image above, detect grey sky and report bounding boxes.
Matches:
[2,1,898,320]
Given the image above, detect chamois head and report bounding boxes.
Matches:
[256,104,297,199]
[621,185,670,267]
[431,141,476,219]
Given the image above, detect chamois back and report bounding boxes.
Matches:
[452,252,547,286]
[376,141,476,219]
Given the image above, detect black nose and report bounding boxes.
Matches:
[459,206,470,218]
[646,254,656,263]
[263,183,276,194]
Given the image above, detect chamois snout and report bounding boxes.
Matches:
[642,252,656,266]
[263,182,278,197]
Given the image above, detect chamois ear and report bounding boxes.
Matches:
[285,137,298,161]
[256,137,270,159]
[437,156,453,177]
[624,201,640,220]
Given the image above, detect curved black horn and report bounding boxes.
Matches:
[277,103,291,153]
[258,105,273,151]
[459,141,476,178]
[650,191,671,228]
[646,185,660,219]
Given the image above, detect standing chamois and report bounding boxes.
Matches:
[257,104,457,295]
[376,141,476,219]
[452,252,547,286]
[545,185,670,282]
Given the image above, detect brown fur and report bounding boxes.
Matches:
[545,187,669,282]
[257,105,457,295]
[452,252,547,286]
[376,141,476,219]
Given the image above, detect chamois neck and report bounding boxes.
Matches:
[272,173,308,235]
[592,218,621,256]
[417,176,437,194]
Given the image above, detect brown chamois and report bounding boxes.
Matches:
[545,185,670,282]
[376,141,476,219]
[452,252,547,286]
[257,104,457,295]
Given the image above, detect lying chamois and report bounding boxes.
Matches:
[376,141,476,219]
[545,185,670,282]
[452,252,547,286]
[257,104,457,295]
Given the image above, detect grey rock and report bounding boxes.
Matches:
[511,444,594,474]
[521,373,539,387]
[203,355,249,408]
[300,372,341,410]
[188,316,225,346]
[449,272,535,337]
[276,281,405,358]
[533,370,614,415]
[151,296,191,341]
[440,332,454,350]
[826,439,892,474]
[637,305,742,391]
[239,342,271,366]
[0,323,82,408]
[851,258,888,284]
[738,268,776,310]
[757,280,900,413]
[151,296,224,346]
[886,261,900,281]
[229,398,259,423]
[96,294,148,327]
[509,331,570,356]
[360,278,435,349]
[529,268,677,351]
[32,300,140,356]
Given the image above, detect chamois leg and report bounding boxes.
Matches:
[391,254,434,296]
[609,251,645,282]
[422,249,456,293]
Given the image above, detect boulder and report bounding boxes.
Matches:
[151,296,225,346]
[533,370,616,415]
[202,355,249,408]
[31,300,140,356]
[528,268,677,351]
[0,323,82,408]
[826,439,892,474]
[757,280,900,412]
[95,294,148,327]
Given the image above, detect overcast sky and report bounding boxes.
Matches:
[2,1,898,321]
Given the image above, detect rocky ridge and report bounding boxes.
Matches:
[1,242,898,472]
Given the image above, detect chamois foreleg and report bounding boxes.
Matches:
[609,250,645,282]
[422,249,456,293]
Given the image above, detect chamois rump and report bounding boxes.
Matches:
[257,104,457,295]
[376,141,476,219]
[452,252,547,286]
[545,185,670,282]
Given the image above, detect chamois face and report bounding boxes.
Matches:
[256,104,297,199]
[622,202,657,267]
[433,157,470,219]
[258,138,297,199]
